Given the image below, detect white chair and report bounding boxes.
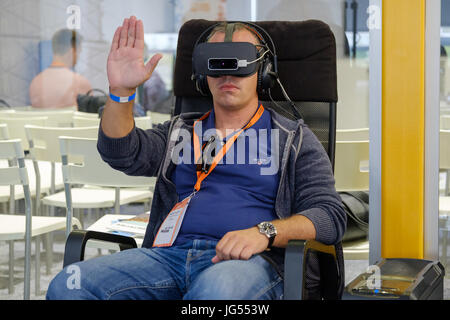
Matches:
[147,111,171,126]
[334,140,370,260]
[0,124,15,214]
[25,125,100,209]
[29,106,77,112]
[72,116,100,127]
[0,116,48,150]
[25,125,99,202]
[44,136,154,237]
[334,140,369,192]
[0,124,54,215]
[6,110,74,127]
[0,123,7,139]
[440,115,450,130]
[73,111,99,118]
[134,116,152,130]
[25,125,99,274]
[73,116,152,130]
[336,128,369,142]
[440,130,450,196]
[0,139,81,299]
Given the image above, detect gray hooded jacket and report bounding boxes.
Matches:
[97,107,347,269]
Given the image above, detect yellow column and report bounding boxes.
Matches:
[382,0,425,259]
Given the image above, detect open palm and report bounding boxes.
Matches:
[107,16,162,94]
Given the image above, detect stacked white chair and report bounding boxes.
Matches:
[146,111,171,126]
[134,116,152,130]
[8,109,74,127]
[336,128,369,142]
[0,139,81,299]
[334,140,369,192]
[0,116,48,150]
[72,116,100,127]
[25,125,99,273]
[45,136,154,239]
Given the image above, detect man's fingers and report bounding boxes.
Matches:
[230,243,246,260]
[135,19,145,50]
[211,255,221,264]
[126,16,136,47]
[111,26,121,52]
[145,53,163,75]
[119,18,129,48]
[239,246,254,260]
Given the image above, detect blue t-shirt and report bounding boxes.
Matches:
[171,106,280,245]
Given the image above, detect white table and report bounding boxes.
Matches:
[86,214,144,251]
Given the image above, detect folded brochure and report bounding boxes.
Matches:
[106,212,150,237]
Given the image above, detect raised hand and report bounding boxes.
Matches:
[107,16,162,96]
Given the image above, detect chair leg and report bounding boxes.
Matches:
[8,240,14,294]
[44,233,52,275]
[76,208,84,228]
[35,236,41,296]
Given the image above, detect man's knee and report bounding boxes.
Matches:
[46,264,85,300]
[185,257,283,300]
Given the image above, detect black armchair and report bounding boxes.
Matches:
[63,19,344,300]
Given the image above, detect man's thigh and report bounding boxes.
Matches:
[47,247,183,300]
[184,255,284,300]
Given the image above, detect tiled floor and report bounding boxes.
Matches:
[1,204,449,300]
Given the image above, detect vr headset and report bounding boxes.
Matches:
[191,22,278,96]
[193,42,260,78]
[191,21,302,119]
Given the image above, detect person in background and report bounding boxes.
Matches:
[140,44,170,114]
[29,29,92,109]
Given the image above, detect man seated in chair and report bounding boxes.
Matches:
[47,16,346,300]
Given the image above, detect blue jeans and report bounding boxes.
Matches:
[46,240,284,300]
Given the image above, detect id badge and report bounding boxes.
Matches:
[152,194,193,247]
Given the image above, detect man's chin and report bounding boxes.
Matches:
[214,100,244,111]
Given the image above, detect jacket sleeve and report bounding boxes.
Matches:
[97,119,172,177]
[293,125,347,245]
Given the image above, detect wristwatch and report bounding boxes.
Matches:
[257,221,277,249]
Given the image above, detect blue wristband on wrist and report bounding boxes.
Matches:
[109,91,136,103]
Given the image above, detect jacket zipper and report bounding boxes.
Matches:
[274,129,296,219]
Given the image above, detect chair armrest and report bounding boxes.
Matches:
[63,230,137,268]
[284,240,341,300]
[284,240,306,299]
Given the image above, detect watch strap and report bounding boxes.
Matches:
[267,235,275,249]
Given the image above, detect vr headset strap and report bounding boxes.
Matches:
[224,23,235,42]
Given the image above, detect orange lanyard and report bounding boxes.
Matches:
[192,104,265,192]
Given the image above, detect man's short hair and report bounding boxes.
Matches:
[52,29,82,55]
[206,22,261,45]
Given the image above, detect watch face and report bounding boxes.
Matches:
[259,222,277,237]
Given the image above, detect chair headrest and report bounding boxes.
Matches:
[173,19,338,103]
